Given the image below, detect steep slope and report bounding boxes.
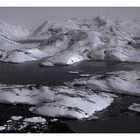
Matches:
[40,16,135,66]
[116,19,140,37]
[0,20,29,38]
[0,16,138,64]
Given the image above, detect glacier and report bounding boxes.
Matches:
[0,16,140,65]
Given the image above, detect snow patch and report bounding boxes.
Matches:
[23,117,46,123]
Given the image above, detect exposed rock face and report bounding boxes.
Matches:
[0,16,138,65]
[72,71,140,96]
[0,84,114,119]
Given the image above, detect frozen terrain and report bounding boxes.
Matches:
[116,19,140,37]
[128,103,140,112]
[0,15,140,132]
[0,59,139,132]
[72,70,140,96]
[0,84,114,119]
[0,16,140,65]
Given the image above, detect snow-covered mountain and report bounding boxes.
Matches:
[0,21,30,49]
[0,20,29,39]
[116,19,140,37]
[0,16,139,65]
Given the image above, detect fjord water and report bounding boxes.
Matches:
[0,60,138,86]
[0,60,140,132]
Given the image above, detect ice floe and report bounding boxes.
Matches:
[72,71,140,96]
[68,70,81,74]
[128,103,140,112]
[23,117,46,123]
[30,86,114,119]
[80,74,92,77]
[11,116,23,121]
[0,84,114,119]
[0,126,6,131]
[0,84,51,105]
[0,116,48,132]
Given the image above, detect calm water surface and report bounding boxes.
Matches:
[0,60,140,133]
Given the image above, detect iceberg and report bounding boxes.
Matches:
[128,103,140,112]
[23,117,46,123]
[72,71,140,96]
[0,84,51,105]
[0,84,114,119]
[30,86,114,119]
[11,116,23,121]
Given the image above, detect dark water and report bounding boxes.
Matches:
[0,60,140,133]
[0,60,138,86]
[63,94,140,133]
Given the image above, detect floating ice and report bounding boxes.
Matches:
[80,74,92,77]
[23,117,46,123]
[0,84,51,105]
[11,116,23,121]
[0,126,6,131]
[128,103,140,112]
[0,84,114,119]
[30,86,114,119]
[73,71,140,96]
[68,71,81,74]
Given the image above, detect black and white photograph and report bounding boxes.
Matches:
[0,6,140,134]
